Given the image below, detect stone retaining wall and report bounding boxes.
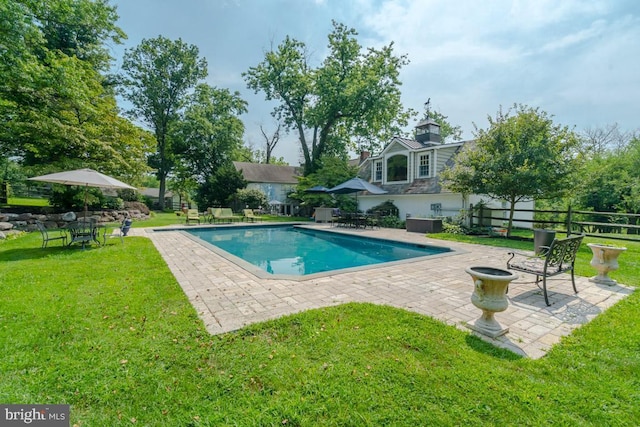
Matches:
[0,209,150,239]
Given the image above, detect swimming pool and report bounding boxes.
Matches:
[184,225,453,277]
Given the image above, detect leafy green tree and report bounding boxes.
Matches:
[195,164,246,209]
[441,104,579,236]
[234,188,268,210]
[576,135,640,215]
[33,0,125,73]
[171,84,247,207]
[244,21,413,175]
[0,158,25,203]
[0,0,149,196]
[290,157,358,214]
[120,36,208,209]
[172,84,247,181]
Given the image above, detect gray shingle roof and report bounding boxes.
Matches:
[233,161,301,184]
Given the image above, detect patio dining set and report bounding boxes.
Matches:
[36,218,130,249]
[333,212,380,229]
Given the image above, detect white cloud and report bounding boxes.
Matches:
[538,19,607,53]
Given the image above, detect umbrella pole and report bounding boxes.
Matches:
[84,184,88,221]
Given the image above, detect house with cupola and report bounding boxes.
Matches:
[356,119,534,225]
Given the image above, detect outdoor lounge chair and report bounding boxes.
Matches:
[35,220,68,248]
[506,234,584,306]
[242,209,261,222]
[211,208,237,223]
[186,209,200,225]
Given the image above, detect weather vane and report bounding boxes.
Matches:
[424,98,431,119]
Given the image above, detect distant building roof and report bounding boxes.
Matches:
[140,188,173,198]
[233,162,301,184]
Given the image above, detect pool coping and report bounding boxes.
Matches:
[170,223,467,281]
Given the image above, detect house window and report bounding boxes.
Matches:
[374,161,383,181]
[419,154,430,177]
[387,154,408,182]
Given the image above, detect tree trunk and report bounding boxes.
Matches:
[158,175,166,210]
[298,124,311,173]
[507,197,517,238]
[0,181,7,204]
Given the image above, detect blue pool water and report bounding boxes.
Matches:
[186,225,451,276]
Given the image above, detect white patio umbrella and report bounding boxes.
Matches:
[28,168,136,220]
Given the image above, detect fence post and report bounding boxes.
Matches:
[566,205,573,236]
[469,204,474,227]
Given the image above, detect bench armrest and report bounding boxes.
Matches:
[506,249,545,265]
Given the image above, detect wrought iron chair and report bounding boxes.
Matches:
[35,220,68,248]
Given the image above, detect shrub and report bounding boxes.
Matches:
[233,188,268,210]
[442,221,466,235]
[368,200,400,217]
[103,197,124,210]
[380,215,403,229]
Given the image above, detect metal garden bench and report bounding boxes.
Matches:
[506,234,584,306]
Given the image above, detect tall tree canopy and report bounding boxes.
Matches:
[120,36,208,209]
[244,21,413,175]
[173,84,247,179]
[0,0,148,181]
[575,131,640,214]
[441,104,579,235]
[171,83,248,207]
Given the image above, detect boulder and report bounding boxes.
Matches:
[17,213,33,221]
[62,211,77,221]
[0,221,13,231]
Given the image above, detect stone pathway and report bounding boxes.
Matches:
[130,224,633,359]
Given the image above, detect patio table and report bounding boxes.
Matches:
[67,220,105,248]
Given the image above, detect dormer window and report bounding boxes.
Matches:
[387,154,408,182]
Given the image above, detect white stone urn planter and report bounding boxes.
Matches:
[465,266,519,338]
[587,243,627,286]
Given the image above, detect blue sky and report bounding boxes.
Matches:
[109,0,640,165]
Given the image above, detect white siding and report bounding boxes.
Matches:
[358,193,534,227]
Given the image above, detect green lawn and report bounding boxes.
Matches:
[1,197,50,207]
[1,227,638,425]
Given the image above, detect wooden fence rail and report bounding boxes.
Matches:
[470,205,640,243]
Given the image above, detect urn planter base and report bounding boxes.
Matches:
[467,314,509,338]
[465,266,518,338]
[587,243,626,286]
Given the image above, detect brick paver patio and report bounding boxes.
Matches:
[131,224,633,359]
